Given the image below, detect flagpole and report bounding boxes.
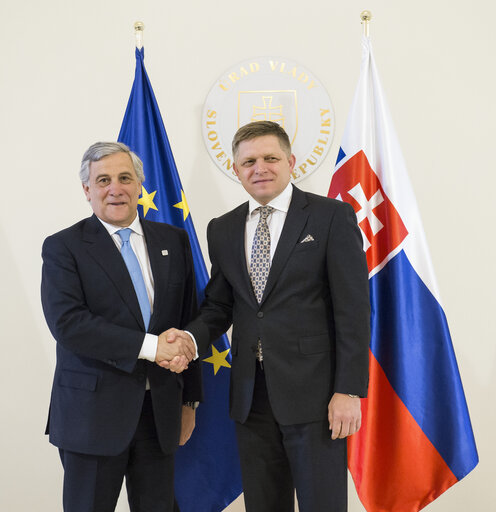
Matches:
[134,21,144,49]
[360,10,372,37]
[118,24,244,509]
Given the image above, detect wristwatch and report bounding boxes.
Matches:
[348,394,359,398]
[183,401,200,410]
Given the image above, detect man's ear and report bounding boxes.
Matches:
[233,163,240,180]
[82,182,91,202]
[288,154,296,171]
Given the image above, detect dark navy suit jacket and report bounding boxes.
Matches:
[187,186,370,426]
[41,214,202,456]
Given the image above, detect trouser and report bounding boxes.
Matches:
[235,363,348,512]
[59,391,176,512]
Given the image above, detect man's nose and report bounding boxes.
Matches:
[254,160,267,173]
[108,180,124,194]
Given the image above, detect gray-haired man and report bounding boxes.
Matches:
[41,142,201,511]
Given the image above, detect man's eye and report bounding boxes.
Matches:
[97,178,109,185]
[266,157,278,162]
[120,176,132,183]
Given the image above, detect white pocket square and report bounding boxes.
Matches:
[300,234,315,243]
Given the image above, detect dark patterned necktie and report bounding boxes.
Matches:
[249,206,274,303]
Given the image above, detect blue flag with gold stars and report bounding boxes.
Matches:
[118,47,242,512]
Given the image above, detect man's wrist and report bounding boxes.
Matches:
[184,330,199,360]
[183,401,199,410]
[139,333,158,362]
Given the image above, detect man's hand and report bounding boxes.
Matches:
[155,328,195,373]
[179,405,196,446]
[328,392,362,440]
[164,355,190,373]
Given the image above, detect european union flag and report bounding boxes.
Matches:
[118,47,242,512]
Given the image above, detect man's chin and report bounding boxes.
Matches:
[250,185,275,200]
[101,211,135,227]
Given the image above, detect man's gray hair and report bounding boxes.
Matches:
[79,142,145,185]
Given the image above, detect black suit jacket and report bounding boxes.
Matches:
[41,214,202,456]
[187,186,370,425]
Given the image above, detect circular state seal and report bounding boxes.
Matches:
[202,57,335,183]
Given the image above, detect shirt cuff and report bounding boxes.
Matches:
[139,333,158,362]
[184,331,199,360]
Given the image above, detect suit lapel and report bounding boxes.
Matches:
[83,215,145,329]
[261,186,309,305]
[229,203,258,307]
[141,219,170,331]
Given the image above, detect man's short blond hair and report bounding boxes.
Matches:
[232,121,292,159]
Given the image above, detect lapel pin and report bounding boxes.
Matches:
[161,250,169,256]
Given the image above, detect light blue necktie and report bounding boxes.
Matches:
[116,228,151,330]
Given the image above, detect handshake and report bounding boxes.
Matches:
[155,328,196,373]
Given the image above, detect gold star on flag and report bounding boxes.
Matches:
[138,186,158,217]
[173,190,190,221]
[203,345,231,375]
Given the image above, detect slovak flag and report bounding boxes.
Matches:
[328,36,478,511]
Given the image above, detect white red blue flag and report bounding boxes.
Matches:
[328,36,478,511]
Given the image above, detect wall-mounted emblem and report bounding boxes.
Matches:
[202,57,335,183]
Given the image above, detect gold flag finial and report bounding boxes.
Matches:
[134,21,145,49]
[360,11,372,37]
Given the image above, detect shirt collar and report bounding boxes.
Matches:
[97,213,144,237]
[248,182,293,217]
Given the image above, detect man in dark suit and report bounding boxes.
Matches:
[41,142,201,512]
[166,121,370,511]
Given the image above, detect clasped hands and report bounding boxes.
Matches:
[155,328,195,373]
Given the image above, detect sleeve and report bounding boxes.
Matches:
[41,234,145,373]
[326,202,371,397]
[139,333,158,361]
[177,229,203,403]
[185,218,234,358]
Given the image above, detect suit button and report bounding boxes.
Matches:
[257,311,264,318]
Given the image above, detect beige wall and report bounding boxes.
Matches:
[1,0,494,510]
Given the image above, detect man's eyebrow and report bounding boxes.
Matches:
[94,173,110,180]
[95,171,133,178]
[243,153,277,159]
